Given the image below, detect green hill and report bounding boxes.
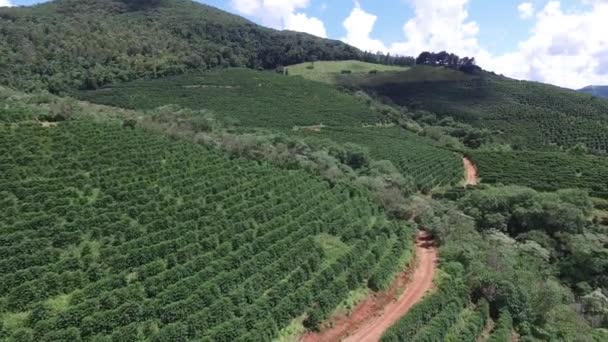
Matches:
[77,68,378,128]
[0,0,362,93]
[340,66,608,154]
[287,60,408,84]
[77,68,466,191]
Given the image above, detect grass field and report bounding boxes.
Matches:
[469,151,608,198]
[77,68,378,129]
[0,120,415,341]
[340,66,608,153]
[295,126,464,191]
[286,60,408,84]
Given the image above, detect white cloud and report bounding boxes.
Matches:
[338,0,607,89]
[285,12,327,38]
[389,0,486,59]
[0,0,13,7]
[518,2,535,19]
[230,0,327,38]
[488,1,608,88]
[341,0,488,61]
[341,1,388,52]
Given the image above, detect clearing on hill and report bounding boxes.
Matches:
[287,60,408,84]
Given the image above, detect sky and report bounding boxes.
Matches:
[3,0,608,89]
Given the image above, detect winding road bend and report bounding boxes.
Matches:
[301,231,438,342]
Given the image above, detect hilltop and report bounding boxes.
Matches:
[0,0,362,93]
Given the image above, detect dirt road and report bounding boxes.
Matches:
[463,157,479,186]
[300,231,438,342]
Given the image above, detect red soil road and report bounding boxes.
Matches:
[464,157,479,186]
[300,231,438,342]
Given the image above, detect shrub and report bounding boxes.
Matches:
[488,310,513,342]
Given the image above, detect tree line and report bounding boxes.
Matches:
[416,51,482,74]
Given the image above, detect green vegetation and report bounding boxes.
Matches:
[3,0,608,339]
[0,119,414,340]
[286,60,408,84]
[381,274,469,341]
[488,311,513,342]
[296,126,464,191]
[444,300,490,342]
[383,186,608,341]
[469,151,608,197]
[340,66,608,153]
[0,0,363,93]
[76,68,463,192]
[77,68,377,128]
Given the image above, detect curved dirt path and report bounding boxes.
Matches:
[300,231,438,342]
[463,157,479,186]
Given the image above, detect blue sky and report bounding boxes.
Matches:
[198,0,540,55]
[4,0,607,88]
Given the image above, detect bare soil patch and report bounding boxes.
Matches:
[464,157,479,186]
[40,121,58,128]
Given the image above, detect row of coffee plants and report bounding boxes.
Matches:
[76,68,378,129]
[296,126,464,191]
[0,121,414,341]
[380,276,469,341]
[469,151,608,198]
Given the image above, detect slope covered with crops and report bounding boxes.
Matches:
[0,120,414,341]
[77,68,377,128]
[340,67,608,153]
[469,151,608,198]
[296,126,463,191]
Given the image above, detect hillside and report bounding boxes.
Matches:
[296,126,463,191]
[0,0,362,93]
[580,85,608,99]
[339,66,608,153]
[3,1,608,340]
[0,93,415,340]
[78,67,466,191]
[469,151,608,198]
[77,68,378,128]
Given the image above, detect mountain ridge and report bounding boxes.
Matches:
[579,85,608,98]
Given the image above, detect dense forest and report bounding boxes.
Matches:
[0,0,365,93]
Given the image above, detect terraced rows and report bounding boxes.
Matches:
[295,126,464,191]
[0,121,413,341]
